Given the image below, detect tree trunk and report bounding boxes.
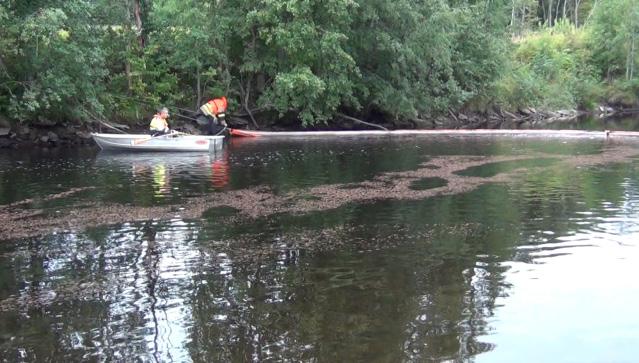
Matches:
[244,79,259,129]
[585,0,598,26]
[125,59,133,93]
[0,55,7,77]
[124,1,133,93]
[632,35,636,80]
[511,0,517,36]
[134,0,145,49]
[238,77,259,129]
[575,0,581,26]
[196,64,202,109]
[628,32,636,80]
[256,73,265,93]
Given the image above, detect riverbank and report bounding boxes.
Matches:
[0,121,95,149]
[1,107,637,149]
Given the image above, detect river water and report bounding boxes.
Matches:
[1,124,639,362]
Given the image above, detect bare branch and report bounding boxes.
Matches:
[336,113,389,131]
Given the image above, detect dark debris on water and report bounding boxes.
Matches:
[1,146,638,242]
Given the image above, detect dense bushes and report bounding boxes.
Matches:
[0,0,636,128]
[495,23,600,110]
[494,0,639,111]
[0,0,510,126]
[0,2,107,123]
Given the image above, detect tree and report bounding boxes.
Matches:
[589,0,639,81]
[347,0,507,121]
[0,1,107,123]
[147,0,230,109]
[236,0,360,125]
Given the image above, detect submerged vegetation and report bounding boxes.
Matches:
[0,0,637,128]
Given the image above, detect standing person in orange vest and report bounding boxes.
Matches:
[196,96,228,135]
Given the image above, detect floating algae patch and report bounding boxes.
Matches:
[338,183,367,189]
[421,164,441,170]
[2,147,639,241]
[409,177,448,191]
[202,205,241,220]
[292,193,323,201]
[454,158,558,178]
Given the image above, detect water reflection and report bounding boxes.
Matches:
[478,178,639,363]
[93,150,230,203]
[1,137,639,361]
[549,115,639,131]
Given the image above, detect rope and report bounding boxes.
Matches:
[214,126,228,136]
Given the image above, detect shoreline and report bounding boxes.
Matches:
[1,108,638,149]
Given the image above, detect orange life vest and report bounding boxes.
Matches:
[200,97,228,117]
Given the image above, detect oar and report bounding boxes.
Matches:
[131,134,166,146]
[131,131,189,145]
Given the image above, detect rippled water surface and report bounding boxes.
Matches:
[1,133,639,362]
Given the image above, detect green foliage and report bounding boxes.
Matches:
[148,0,229,106]
[494,22,602,110]
[348,0,508,120]
[588,0,638,81]
[0,1,107,123]
[0,0,636,127]
[493,64,544,108]
[604,78,639,106]
[493,0,639,111]
[238,0,359,125]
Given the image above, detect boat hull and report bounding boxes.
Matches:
[91,133,224,152]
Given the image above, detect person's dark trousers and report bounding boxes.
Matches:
[205,115,225,135]
[149,130,169,137]
[195,113,226,135]
[208,124,225,135]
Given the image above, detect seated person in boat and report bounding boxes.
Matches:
[196,96,228,135]
[149,107,171,136]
